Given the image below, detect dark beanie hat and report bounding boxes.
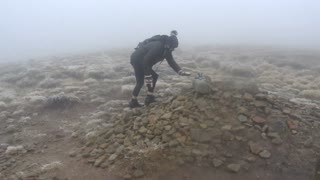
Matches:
[171,30,178,36]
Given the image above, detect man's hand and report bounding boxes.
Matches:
[178,70,191,76]
[144,75,153,87]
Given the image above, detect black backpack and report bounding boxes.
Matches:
[135,35,169,50]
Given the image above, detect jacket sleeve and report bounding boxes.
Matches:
[166,51,181,73]
[142,46,160,76]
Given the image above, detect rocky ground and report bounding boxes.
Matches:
[0,46,319,180]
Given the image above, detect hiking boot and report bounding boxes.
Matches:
[144,95,156,106]
[129,99,142,108]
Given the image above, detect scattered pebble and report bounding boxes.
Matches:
[133,169,144,178]
[212,159,223,167]
[68,151,77,157]
[252,116,267,124]
[259,150,271,159]
[248,142,263,155]
[238,115,248,123]
[227,163,241,173]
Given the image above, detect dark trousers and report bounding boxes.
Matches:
[131,59,158,97]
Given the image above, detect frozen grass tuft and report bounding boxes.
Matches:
[300,90,320,100]
[46,93,80,108]
[39,78,61,88]
[16,77,40,88]
[223,64,256,78]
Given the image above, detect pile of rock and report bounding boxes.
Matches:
[79,80,319,178]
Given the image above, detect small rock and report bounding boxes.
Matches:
[100,161,110,168]
[82,153,90,158]
[235,136,244,141]
[133,122,139,130]
[271,137,283,145]
[304,137,313,148]
[132,160,144,169]
[246,156,256,162]
[94,155,107,167]
[286,120,298,130]
[5,145,24,155]
[164,125,172,131]
[282,108,291,114]
[68,151,77,157]
[204,120,215,127]
[254,101,267,108]
[176,135,187,143]
[261,132,267,139]
[191,149,202,156]
[190,128,212,143]
[99,143,108,149]
[161,134,170,142]
[123,174,132,180]
[168,140,179,147]
[138,126,147,134]
[71,132,78,138]
[108,154,118,161]
[115,145,124,154]
[243,93,254,101]
[262,125,269,132]
[248,142,263,155]
[85,131,98,142]
[147,115,157,125]
[221,125,232,131]
[56,134,65,139]
[40,161,63,173]
[114,126,124,134]
[227,163,241,173]
[133,169,144,178]
[221,131,234,141]
[176,96,187,101]
[179,117,190,127]
[268,120,287,133]
[259,150,271,159]
[223,152,233,158]
[200,123,208,129]
[238,115,248,123]
[252,116,267,124]
[177,159,185,166]
[238,107,248,115]
[267,132,280,139]
[161,112,172,120]
[212,159,223,167]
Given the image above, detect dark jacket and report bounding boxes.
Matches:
[131,41,181,76]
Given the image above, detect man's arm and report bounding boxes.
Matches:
[165,51,181,73]
[166,52,191,76]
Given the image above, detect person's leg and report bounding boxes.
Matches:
[130,59,144,108]
[145,69,158,106]
[132,65,144,97]
[150,69,159,93]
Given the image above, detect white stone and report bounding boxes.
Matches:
[40,161,63,173]
[5,145,24,155]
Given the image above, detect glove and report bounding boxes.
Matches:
[178,70,191,76]
[144,75,153,87]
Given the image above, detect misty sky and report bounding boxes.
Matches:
[1,0,320,61]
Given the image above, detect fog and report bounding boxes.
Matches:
[1,0,320,61]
